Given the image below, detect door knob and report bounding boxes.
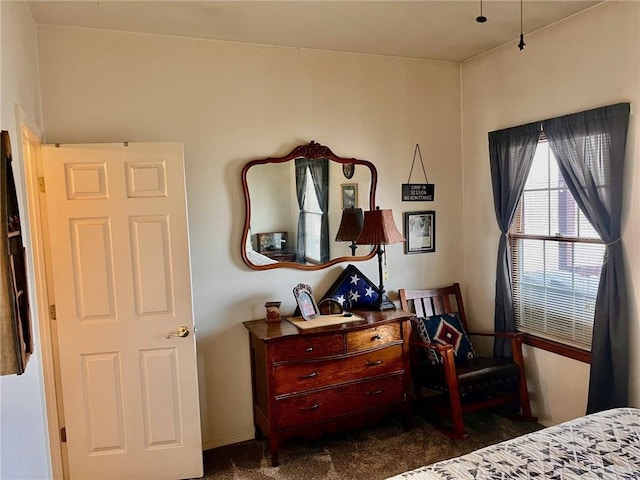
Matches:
[166,326,190,339]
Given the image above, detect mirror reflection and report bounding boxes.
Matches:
[241,141,377,270]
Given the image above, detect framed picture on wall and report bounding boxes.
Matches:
[404,211,435,254]
[341,183,358,209]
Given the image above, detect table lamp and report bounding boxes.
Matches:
[355,207,405,310]
[335,208,364,256]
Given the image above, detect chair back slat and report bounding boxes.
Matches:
[422,298,434,317]
[442,295,452,313]
[399,283,469,331]
[432,296,444,315]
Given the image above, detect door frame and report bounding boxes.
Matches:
[16,105,65,480]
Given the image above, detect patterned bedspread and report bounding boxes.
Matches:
[387,408,640,479]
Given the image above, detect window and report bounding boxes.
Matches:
[510,138,604,351]
[303,167,322,263]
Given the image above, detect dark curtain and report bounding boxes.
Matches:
[308,158,330,263]
[295,158,308,262]
[489,122,541,357]
[543,103,630,413]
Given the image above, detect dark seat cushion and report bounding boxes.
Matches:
[413,357,521,395]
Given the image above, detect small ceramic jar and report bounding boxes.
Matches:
[265,301,282,323]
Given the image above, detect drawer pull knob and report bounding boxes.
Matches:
[305,346,314,352]
[298,371,319,379]
[300,402,321,411]
[366,359,384,367]
[371,334,382,341]
[368,389,384,396]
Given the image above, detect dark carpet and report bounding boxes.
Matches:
[202,411,542,479]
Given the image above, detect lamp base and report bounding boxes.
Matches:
[368,293,396,311]
[377,299,397,311]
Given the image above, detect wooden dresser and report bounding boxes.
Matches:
[262,250,296,262]
[243,309,414,466]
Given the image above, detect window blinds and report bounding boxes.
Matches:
[511,141,603,350]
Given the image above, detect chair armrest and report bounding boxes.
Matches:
[468,331,526,363]
[409,340,458,393]
[409,341,454,353]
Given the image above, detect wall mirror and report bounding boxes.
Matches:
[241,141,377,270]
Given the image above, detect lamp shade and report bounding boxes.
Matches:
[355,207,405,246]
[335,208,364,242]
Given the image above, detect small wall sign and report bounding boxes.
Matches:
[402,183,435,202]
[402,143,434,202]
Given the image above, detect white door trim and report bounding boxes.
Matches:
[16,105,65,480]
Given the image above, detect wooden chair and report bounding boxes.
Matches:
[399,283,535,439]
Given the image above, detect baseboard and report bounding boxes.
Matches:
[536,416,556,428]
[200,415,556,452]
[202,428,256,451]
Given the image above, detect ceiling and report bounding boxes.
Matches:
[27,1,601,62]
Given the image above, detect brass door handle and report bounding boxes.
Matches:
[166,326,190,339]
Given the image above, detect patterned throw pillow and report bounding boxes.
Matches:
[414,312,477,365]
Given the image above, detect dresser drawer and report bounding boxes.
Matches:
[275,374,405,429]
[346,323,401,353]
[272,334,345,363]
[273,344,403,396]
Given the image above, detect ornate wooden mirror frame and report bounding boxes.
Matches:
[241,141,378,270]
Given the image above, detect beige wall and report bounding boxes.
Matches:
[0,2,51,479]
[35,26,463,448]
[16,1,636,463]
[461,1,640,425]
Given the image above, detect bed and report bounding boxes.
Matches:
[387,408,640,479]
[244,232,278,266]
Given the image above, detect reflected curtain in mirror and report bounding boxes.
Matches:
[309,157,329,263]
[295,158,307,262]
[295,157,329,263]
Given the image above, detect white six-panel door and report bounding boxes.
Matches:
[42,143,202,479]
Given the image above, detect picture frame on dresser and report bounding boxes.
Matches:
[293,283,320,320]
